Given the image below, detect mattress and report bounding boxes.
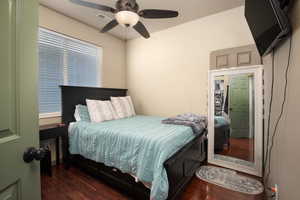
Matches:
[69,115,199,200]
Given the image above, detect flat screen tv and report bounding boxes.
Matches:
[245,0,291,56]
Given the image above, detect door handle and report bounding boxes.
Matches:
[23,147,46,163]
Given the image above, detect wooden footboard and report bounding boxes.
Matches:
[164,132,207,199]
[63,131,207,200]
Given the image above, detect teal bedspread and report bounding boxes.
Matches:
[69,115,197,200]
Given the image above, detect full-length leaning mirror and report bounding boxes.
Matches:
[208,65,263,177]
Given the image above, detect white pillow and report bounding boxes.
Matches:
[86,99,117,123]
[111,97,127,119]
[111,96,136,119]
[125,96,136,116]
[74,106,80,121]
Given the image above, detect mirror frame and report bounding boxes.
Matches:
[208,65,263,177]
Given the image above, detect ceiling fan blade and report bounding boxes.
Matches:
[133,21,150,39]
[70,0,115,13]
[101,20,119,33]
[139,9,179,19]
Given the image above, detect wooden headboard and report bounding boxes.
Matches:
[60,86,128,125]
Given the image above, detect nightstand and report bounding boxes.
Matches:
[39,123,67,176]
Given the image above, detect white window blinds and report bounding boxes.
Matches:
[38,28,101,116]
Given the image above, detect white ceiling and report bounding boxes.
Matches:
[39,0,245,40]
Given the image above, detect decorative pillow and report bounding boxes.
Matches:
[86,99,117,123]
[111,96,136,119]
[74,105,91,122]
[125,96,136,116]
[107,101,118,120]
[111,97,127,119]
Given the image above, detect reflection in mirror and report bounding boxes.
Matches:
[213,73,254,166]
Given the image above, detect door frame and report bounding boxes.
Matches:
[207,65,263,177]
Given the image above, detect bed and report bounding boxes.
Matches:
[214,116,231,152]
[61,86,207,200]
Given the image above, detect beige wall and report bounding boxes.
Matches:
[264,1,300,199]
[39,5,126,125]
[126,6,254,117]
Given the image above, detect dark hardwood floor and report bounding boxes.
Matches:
[218,138,254,162]
[41,165,265,200]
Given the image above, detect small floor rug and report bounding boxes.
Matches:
[196,166,264,195]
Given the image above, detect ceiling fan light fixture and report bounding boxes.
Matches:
[115,11,139,27]
[70,0,179,39]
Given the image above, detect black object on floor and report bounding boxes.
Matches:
[40,148,52,176]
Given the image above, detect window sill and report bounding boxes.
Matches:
[39,112,61,119]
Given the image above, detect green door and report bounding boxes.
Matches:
[0,0,40,199]
[229,75,250,138]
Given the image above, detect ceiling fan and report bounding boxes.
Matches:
[70,0,179,39]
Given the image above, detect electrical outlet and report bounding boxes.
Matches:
[270,184,279,200]
[275,184,279,200]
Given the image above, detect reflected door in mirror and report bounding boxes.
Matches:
[214,73,255,164]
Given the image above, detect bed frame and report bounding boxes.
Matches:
[61,86,207,200]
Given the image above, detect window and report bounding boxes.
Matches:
[38,28,102,118]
